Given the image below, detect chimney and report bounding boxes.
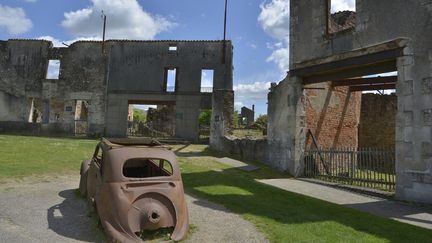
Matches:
[252,105,255,112]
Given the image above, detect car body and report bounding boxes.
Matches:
[79,138,188,242]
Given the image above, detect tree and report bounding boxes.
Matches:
[254,114,268,128]
[199,109,212,126]
[133,109,146,122]
[233,110,240,128]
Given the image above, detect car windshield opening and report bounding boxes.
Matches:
[123,158,173,178]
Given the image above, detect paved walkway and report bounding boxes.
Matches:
[258,178,432,230]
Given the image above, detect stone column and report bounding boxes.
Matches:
[395,43,432,203]
[209,90,234,151]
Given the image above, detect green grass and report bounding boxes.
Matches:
[0,135,97,180]
[1,135,431,242]
[231,129,265,139]
[175,144,432,243]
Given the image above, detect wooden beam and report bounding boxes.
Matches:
[290,48,403,77]
[303,60,397,84]
[332,76,397,87]
[349,83,396,92]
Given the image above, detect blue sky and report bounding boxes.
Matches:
[0,0,354,117]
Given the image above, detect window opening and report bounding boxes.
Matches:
[47,60,60,79]
[123,158,173,178]
[327,0,356,34]
[74,100,89,135]
[28,98,42,123]
[164,68,177,92]
[200,69,214,93]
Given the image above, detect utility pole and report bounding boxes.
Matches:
[223,0,228,41]
[101,11,107,54]
[222,0,228,64]
[101,10,108,136]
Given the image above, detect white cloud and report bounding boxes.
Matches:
[258,0,289,40]
[258,0,290,73]
[234,101,244,111]
[331,0,356,13]
[234,81,272,115]
[37,35,101,47]
[266,46,289,72]
[234,82,271,100]
[0,5,32,35]
[61,0,175,40]
[37,36,63,47]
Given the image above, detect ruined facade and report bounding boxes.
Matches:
[0,39,233,141]
[240,106,255,126]
[266,0,432,203]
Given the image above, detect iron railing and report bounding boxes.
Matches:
[304,147,396,191]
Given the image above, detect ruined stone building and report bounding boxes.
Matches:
[0,39,233,142]
[213,0,432,203]
[268,0,432,203]
[240,105,255,126]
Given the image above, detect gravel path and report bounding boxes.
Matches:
[0,175,266,242]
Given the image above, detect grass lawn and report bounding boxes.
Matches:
[231,129,266,139]
[0,135,97,179]
[1,135,431,242]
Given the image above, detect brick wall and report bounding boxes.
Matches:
[358,93,397,148]
[305,83,362,148]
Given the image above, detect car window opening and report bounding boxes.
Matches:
[123,158,173,178]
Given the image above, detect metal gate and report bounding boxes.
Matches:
[304,147,396,191]
[128,121,174,138]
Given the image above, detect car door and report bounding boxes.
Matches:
[87,145,103,203]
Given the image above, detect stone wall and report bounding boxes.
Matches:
[216,136,269,166]
[359,93,397,148]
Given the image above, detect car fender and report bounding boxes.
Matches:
[79,159,91,197]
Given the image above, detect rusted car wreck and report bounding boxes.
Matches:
[79,138,189,242]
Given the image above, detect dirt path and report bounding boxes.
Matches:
[0,175,266,242]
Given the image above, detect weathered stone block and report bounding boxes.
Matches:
[404,142,414,158]
[422,77,432,94]
[423,109,432,126]
[404,126,413,142]
[422,142,432,159]
[401,80,413,96]
[404,111,414,126]
[397,55,414,66]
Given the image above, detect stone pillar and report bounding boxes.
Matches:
[42,99,50,124]
[105,94,129,137]
[395,44,432,203]
[175,95,201,141]
[209,90,234,151]
[267,76,305,175]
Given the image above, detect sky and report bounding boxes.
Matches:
[0,0,355,117]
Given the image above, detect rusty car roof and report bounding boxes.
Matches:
[101,137,164,149]
[99,138,181,182]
